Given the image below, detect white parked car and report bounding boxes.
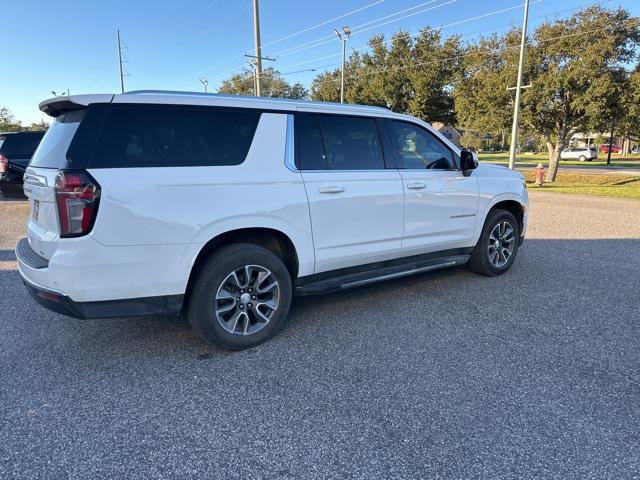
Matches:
[560,146,598,161]
[17,92,528,349]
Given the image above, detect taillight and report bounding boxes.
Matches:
[0,154,8,174]
[54,170,100,238]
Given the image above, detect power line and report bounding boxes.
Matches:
[271,0,445,59]
[171,0,223,31]
[169,0,385,87]
[214,0,456,84]
[194,3,252,40]
[276,0,537,61]
[261,0,384,50]
[276,2,605,77]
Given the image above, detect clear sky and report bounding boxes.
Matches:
[2,0,638,124]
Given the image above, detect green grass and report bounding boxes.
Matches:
[479,152,640,169]
[523,171,640,199]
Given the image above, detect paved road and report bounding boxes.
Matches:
[1,192,639,479]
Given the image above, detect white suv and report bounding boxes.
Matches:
[17,91,528,349]
[560,146,598,161]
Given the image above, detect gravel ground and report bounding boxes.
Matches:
[1,191,639,479]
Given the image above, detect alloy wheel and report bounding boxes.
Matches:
[487,221,516,268]
[215,265,280,336]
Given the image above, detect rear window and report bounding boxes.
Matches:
[29,110,86,168]
[0,133,44,159]
[89,106,261,168]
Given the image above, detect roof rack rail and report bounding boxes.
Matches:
[123,90,391,112]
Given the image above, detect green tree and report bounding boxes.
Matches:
[453,31,522,141]
[28,120,49,131]
[619,65,640,144]
[311,29,461,124]
[522,6,640,181]
[218,67,308,99]
[408,29,461,124]
[0,106,23,132]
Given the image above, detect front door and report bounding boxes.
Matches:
[386,120,478,254]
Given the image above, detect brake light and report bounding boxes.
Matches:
[0,154,8,174]
[54,171,100,237]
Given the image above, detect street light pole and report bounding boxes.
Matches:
[335,26,351,104]
[508,0,530,170]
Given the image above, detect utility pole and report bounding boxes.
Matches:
[199,77,209,93]
[335,26,351,104]
[247,61,258,95]
[508,0,530,170]
[252,0,263,96]
[117,29,125,94]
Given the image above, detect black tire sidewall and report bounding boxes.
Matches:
[188,243,292,350]
[470,210,520,276]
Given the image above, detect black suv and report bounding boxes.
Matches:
[0,131,45,196]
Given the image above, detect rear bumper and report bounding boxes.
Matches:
[22,276,183,319]
[15,236,190,318]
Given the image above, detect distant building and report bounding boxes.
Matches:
[431,122,461,147]
[571,132,624,149]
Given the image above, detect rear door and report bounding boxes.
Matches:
[386,119,478,254]
[297,113,404,273]
[23,110,88,260]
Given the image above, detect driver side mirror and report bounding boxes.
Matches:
[460,150,478,176]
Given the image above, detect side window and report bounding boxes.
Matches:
[390,121,455,170]
[90,106,260,168]
[317,115,385,170]
[296,113,326,170]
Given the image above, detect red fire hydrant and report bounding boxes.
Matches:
[535,163,544,186]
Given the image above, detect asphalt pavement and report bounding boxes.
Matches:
[1,192,639,479]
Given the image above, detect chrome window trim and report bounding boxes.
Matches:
[284,114,298,172]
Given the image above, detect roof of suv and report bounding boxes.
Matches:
[39,91,399,118]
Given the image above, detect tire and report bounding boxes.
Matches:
[468,209,520,277]
[187,243,293,350]
[579,155,586,162]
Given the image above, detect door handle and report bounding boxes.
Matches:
[406,182,426,190]
[319,185,344,194]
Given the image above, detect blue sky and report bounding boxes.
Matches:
[2,0,638,124]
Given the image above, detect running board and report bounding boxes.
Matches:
[295,254,470,296]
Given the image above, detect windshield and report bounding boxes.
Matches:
[29,110,86,168]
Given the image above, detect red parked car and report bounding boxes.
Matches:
[600,145,622,154]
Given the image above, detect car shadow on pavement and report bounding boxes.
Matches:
[1,238,639,363]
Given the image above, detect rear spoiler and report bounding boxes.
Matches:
[39,94,114,118]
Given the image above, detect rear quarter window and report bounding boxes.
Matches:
[29,110,86,168]
[89,106,261,168]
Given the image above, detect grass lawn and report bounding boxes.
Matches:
[480,152,640,169]
[523,171,640,199]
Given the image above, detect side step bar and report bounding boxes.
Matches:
[295,254,470,296]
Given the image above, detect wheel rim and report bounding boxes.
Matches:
[215,265,280,336]
[487,221,516,268]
